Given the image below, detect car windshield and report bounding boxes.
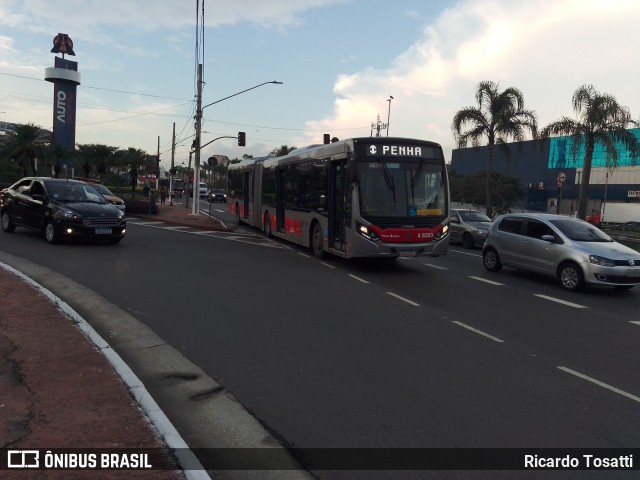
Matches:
[93,184,113,195]
[46,183,107,204]
[549,218,613,242]
[459,211,491,222]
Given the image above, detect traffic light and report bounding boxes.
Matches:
[207,157,217,167]
[323,134,330,144]
[238,131,246,147]
[169,167,177,175]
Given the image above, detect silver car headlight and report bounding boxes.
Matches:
[63,210,81,220]
[589,255,615,267]
[117,210,125,220]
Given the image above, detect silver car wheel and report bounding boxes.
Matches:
[559,263,584,291]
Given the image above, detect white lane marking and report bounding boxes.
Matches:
[130,221,164,226]
[321,262,335,269]
[348,274,369,284]
[423,263,448,270]
[162,226,191,230]
[533,294,588,309]
[297,252,310,258]
[386,292,420,306]
[631,321,640,326]
[558,366,640,404]
[451,249,482,257]
[452,321,505,343]
[469,276,504,286]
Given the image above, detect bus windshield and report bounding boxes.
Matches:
[358,159,446,218]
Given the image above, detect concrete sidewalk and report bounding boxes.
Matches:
[0,202,229,479]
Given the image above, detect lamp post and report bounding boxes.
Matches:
[386,95,393,137]
[192,69,283,215]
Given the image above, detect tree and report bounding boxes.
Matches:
[118,147,150,201]
[0,123,50,177]
[44,143,71,178]
[452,81,537,218]
[450,171,524,215]
[540,85,639,220]
[77,144,119,181]
[270,145,296,157]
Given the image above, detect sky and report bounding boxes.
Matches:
[1,0,640,172]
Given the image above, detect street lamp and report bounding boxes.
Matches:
[386,95,393,137]
[192,68,283,214]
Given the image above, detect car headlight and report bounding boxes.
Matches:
[63,210,81,220]
[589,255,615,267]
[117,210,125,220]
[476,228,488,235]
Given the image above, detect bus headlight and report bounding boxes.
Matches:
[435,224,449,240]
[357,222,379,242]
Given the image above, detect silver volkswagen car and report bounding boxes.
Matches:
[482,213,640,291]
[450,209,492,249]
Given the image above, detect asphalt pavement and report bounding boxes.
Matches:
[0,200,228,479]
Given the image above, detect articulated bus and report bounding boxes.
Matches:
[227,137,450,259]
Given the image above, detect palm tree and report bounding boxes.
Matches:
[0,123,50,177]
[452,81,537,217]
[270,145,296,157]
[44,143,71,178]
[540,85,639,220]
[77,144,119,181]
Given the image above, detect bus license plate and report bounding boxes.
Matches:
[95,228,112,235]
[399,250,416,257]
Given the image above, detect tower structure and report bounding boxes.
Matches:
[44,33,81,172]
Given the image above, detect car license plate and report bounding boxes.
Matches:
[95,228,112,235]
[399,250,417,257]
[626,269,640,277]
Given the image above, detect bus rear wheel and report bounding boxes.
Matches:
[311,222,325,259]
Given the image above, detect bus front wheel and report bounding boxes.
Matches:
[311,222,325,259]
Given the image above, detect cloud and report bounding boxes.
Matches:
[311,0,640,159]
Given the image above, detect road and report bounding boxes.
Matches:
[1,215,639,480]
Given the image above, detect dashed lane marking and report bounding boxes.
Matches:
[558,366,640,404]
[469,276,505,286]
[533,294,588,309]
[451,321,505,343]
[423,263,448,270]
[386,292,420,306]
[348,274,370,284]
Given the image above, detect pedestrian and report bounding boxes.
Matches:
[143,184,150,199]
[159,186,167,205]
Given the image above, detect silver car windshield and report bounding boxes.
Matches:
[459,211,491,222]
[549,219,613,242]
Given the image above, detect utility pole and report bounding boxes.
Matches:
[156,136,160,190]
[169,122,175,206]
[193,63,203,215]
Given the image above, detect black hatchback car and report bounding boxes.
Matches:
[0,177,126,244]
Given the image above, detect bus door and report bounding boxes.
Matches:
[243,171,251,220]
[329,160,347,251]
[276,168,286,233]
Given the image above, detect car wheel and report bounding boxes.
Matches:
[45,221,60,244]
[461,232,474,249]
[1,211,16,233]
[264,212,272,238]
[558,262,584,292]
[483,247,502,272]
[311,222,325,259]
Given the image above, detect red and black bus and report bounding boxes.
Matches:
[227,137,450,259]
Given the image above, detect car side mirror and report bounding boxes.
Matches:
[541,234,555,243]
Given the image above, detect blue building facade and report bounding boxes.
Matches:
[450,130,640,214]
